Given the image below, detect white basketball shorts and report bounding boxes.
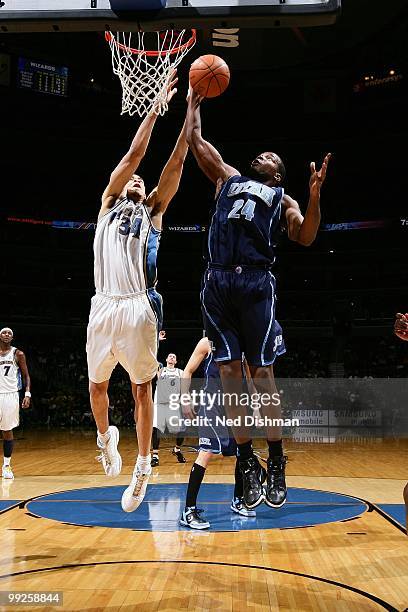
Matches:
[153,401,186,435]
[86,292,159,385]
[0,392,20,430]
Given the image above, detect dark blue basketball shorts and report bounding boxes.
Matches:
[201,267,286,366]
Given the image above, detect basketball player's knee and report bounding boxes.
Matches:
[253,365,273,380]
[251,366,276,391]
[89,382,108,400]
[219,361,242,379]
[197,450,212,468]
[135,382,151,403]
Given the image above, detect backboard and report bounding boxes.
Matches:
[0,0,341,33]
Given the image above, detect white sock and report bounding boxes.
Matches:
[174,447,180,453]
[136,454,151,474]
[98,429,111,444]
[3,457,11,467]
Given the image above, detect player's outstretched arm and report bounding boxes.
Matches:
[182,338,210,392]
[283,153,331,246]
[16,350,31,409]
[181,338,210,418]
[100,74,178,217]
[100,113,158,217]
[147,118,189,229]
[185,88,238,186]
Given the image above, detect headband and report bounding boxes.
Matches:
[0,328,13,336]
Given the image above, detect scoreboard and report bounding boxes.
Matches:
[17,57,68,97]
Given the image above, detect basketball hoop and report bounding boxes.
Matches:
[105,29,196,117]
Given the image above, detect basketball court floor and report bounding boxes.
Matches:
[0,431,406,611]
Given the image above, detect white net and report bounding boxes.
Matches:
[106,30,196,117]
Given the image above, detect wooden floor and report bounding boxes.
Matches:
[0,430,407,611]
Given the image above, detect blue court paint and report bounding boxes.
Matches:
[27,485,367,532]
[377,504,406,529]
[0,501,21,512]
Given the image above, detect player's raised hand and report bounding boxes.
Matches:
[187,85,203,108]
[159,330,166,341]
[166,69,178,104]
[394,313,408,340]
[150,71,178,115]
[309,153,331,196]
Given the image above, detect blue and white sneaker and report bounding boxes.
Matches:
[230,497,256,517]
[180,507,210,530]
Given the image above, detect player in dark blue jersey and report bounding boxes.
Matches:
[186,89,331,510]
[180,337,256,530]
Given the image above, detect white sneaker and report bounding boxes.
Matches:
[121,466,151,513]
[96,426,122,477]
[2,465,14,480]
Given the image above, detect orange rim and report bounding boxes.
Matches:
[105,29,196,57]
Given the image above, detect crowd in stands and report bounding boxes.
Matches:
[17,330,406,429]
[344,337,408,378]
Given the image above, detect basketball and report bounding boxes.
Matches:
[189,55,230,98]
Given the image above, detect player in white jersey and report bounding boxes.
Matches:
[87,77,189,513]
[0,328,31,479]
[152,352,186,467]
